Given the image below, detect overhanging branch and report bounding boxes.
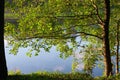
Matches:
[76,32,103,39]
[36,14,97,20]
[62,31,103,40]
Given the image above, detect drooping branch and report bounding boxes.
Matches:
[76,31,103,39]
[50,23,99,34]
[50,23,103,40]
[36,14,97,20]
[14,22,103,40]
[15,35,76,40]
[16,31,102,41]
[61,31,102,40]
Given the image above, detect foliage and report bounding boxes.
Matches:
[5,0,120,76]
[83,42,102,75]
[94,74,120,80]
[8,70,21,75]
[5,0,102,56]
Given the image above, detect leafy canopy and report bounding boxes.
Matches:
[5,0,120,72]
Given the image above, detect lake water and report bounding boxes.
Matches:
[4,40,103,77]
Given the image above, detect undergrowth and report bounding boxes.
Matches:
[7,71,120,80]
[7,71,93,80]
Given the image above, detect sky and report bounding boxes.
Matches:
[4,40,73,73]
[4,39,102,76]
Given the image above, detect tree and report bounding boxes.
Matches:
[109,0,120,74]
[116,20,120,74]
[0,0,8,79]
[102,0,112,76]
[5,0,119,76]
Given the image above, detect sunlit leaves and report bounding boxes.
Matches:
[5,0,120,69]
[83,43,102,74]
[26,49,32,57]
[9,42,21,55]
[72,61,79,72]
[56,43,72,59]
[5,0,101,57]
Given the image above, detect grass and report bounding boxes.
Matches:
[7,71,120,80]
[94,74,120,80]
[7,71,93,80]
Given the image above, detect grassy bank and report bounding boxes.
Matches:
[7,72,93,80]
[7,71,120,80]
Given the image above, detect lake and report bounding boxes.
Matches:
[4,40,103,77]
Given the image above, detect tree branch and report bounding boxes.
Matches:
[49,23,99,34]
[36,14,97,20]
[16,35,76,40]
[91,1,104,26]
[63,31,103,40]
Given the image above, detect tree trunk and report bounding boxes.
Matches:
[103,31,112,76]
[116,20,120,74]
[103,0,112,77]
[0,0,8,79]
